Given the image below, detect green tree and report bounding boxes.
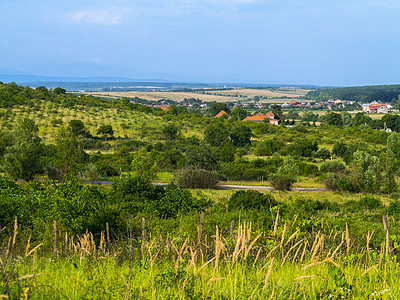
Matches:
[204,122,230,147]
[97,125,114,140]
[162,124,179,140]
[54,127,88,175]
[270,156,298,191]
[301,111,318,122]
[131,148,159,181]
[208,103,230,117]
[325,112,343,126]
[68,120,88,137]
[230,125,253,147]
[230,107,248,121]
[2,118,44,181]
[341,111,352,126]
[271,104,283,120]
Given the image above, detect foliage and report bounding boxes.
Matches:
[131,148,159,181]
[204,122,230,147]
[270,156,298,191]
[228,189,277,210]
[230,125,253,147]
[175,168,219,189]
[2,118,44,181]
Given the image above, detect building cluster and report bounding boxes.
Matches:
[361,101,392,114]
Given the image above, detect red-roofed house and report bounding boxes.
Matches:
[215,110,229,118]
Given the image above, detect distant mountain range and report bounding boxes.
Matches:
[0,62,320,91]
[0,62,175,84]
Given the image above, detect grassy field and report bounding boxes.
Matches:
[84,88,310,104]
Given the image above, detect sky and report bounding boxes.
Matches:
[1,0,400,86]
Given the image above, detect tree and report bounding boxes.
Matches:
[341,111,352,126]
[68,120,88,138]
[2,118,44,181]
[162,124,179,140]
[382,114,400,132]
[54,127,88,175]
[325,112,343,126]
[185,144,219,170]
[301,111,318,122]
[230,125,253,147]
[271,104,283,120]
[208,103,230,117]
[131,148,159,181]
[271,156,298,191]
[97,125,114,140]
[204,122,230,147]
[316,147,331,160]
[352,112,372,127]
[230,107,248,121]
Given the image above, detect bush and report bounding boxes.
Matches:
[358,196,383,210]
[228,190,277,211]
[175,168,219,189]
[320,161,346,173]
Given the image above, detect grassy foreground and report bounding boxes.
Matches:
[1,215,398,299]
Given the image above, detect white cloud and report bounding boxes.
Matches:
[67,10,124,26]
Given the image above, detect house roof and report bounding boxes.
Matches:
[243,115,268,122]
[161,106,169,111]
[215,110,228,118]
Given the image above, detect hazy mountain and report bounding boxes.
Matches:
[25,62,171,81]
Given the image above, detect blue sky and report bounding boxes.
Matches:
[1,0,400,85]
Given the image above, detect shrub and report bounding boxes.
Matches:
[175,168,219,189]
[270,156,298,191]
[320,161,346,173]
[358,196,383,210]
[228,190,277,211]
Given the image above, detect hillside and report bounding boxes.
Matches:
[304,84,400,102]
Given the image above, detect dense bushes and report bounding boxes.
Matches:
[175,168,219,189]
[228,190,277,210]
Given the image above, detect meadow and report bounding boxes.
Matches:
[85,87,309,104]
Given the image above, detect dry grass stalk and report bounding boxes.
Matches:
[366,230,375,261]
[311,235,324,262]
[25,234,31,257]
[300,240,308,262]
[292,240,304,263]
[263,258,274,290]
[214,226,225,269]
[345,223,351,255]
[361,264,378,277]
[280,223,287,255]
[198,257,216,272]
[12,217,18,248]
[273,208,279,236]
[53,220,58,257]
[208,277,225,284]
[282,239,304,266]
[244,233,261,259]
[253,247,262,267]
[18,273,42,280]
[285,229,299,247]
[294,275,316,281]
[330,241,344,260]
[26,243,43,258]
[230,220,235,239]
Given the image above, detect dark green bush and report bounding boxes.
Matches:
[175,168,219,189]
[358,196,383,210]
[320,161,346,173]
[228,190,277,211]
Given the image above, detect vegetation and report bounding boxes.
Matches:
[2,82,400,297]
[305,84,400,102]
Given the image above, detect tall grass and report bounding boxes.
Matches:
[0,213,398,299]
